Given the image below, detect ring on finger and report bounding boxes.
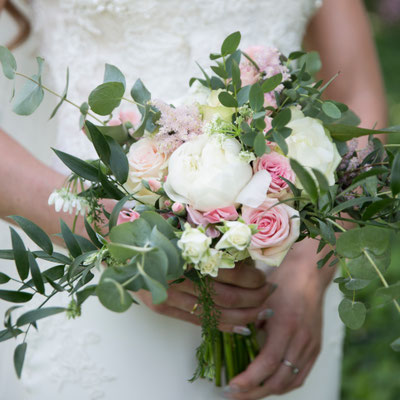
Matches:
[282,358,300,375]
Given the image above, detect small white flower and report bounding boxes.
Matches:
[48,188,89,216]
[177,223,211,265]
[198,249,235,277]
[216,221,252,251]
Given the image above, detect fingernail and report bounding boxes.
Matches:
[233,326,251,336]
[257,308,274,320]
[222,384,241,394]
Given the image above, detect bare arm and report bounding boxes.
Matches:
[305,0,388,132]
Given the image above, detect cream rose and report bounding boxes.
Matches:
[216,221,252,251]
[199,89,235,123]
[177,224,211,265]
[197,248,235,277]
[286,109,341,186]
[125,137,168,204]
[164,134,253,211]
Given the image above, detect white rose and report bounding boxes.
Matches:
[216,221,252,251]
[199,89,235,123]
[198,248,235,277]
[124,137,168,204]
[286,109,341,185]
[164,134,253,211]
[177,223,211,265]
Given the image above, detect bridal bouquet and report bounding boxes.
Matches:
[0,32,399,384]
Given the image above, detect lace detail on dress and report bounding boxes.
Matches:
[23,298,116,399]
[30,0,323,172]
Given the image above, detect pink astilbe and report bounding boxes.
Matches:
[151,100,203,153]
[240,46,290,108]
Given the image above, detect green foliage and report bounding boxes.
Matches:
[0,45,17,79]
[88,81,124,115]
[221,31,241,56]
[14,342,27,378]
[13,74,44,115]
[339,298,367,330]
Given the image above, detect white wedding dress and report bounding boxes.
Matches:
[0,0,344,399]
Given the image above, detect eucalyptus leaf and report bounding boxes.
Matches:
[289,159,318,204]
[249,83,264,112]
[88,82,124,116]
[375,282,400,302]
[0,328,23,343]
[16,307,65,327]
[322,102,341,119]
[261,73,282,93]
[272,108,291,129]
[96,277,132,312]
[10,216,53,255]
[0,45,17,79]
[52,148,100,182]
[390,152,400,196]
[28,252,45,295]
[140,211,176,239]
[13,74,44,115]
[221,31,241,56]
[271,130,288,155]
[130,78,151,115]
[60,219,82,258]
[0,290,33,303]
[338,298,366,330]
[103,63,126,88]
[253,131,267,157]
[10,227,29,281]
[218,91,238,108]
[14,342,27,378]
[237,85,251,107]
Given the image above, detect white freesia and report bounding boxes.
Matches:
[165,134,252,211]
[287,109,341,185]
[177,223,211,265]
[216,221,252,251]
[197,248,235,277]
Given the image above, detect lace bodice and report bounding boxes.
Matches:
[31,0,323,166]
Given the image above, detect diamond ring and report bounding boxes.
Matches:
[282,359,300,375]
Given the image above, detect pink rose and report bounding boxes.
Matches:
[253,152,295,199]
[242,198,300,266]
[108,109,141,127]
[203,206,239,224]
[186,206,220,238]
[117,210,140,225]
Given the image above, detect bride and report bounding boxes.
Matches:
[0,0,387,399]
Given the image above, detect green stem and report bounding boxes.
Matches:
[15,72,104,125]
[214,331,223,387]
[245,337,255,362]
[223,332,235,382]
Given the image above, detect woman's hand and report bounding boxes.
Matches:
[224,240,335,399]
[136,260,277,333]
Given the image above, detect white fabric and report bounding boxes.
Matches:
[0,0,345,399]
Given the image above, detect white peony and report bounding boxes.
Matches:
[216,221,252,251]
[177,223,211,265]
[164,134,254,211]
[197,248,235,277]
[286,109,341,186]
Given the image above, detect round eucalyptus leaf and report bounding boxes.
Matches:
[338,298,366,330]
[88,82,124,116]
[0,46,17,79]
[96,278,132,313]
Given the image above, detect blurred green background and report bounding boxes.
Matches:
[341,1,400,399]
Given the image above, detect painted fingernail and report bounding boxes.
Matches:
[257,308,274,320]
[233,326,251,336]
[222,384,241,394]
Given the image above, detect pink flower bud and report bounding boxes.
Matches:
[148,178,161,192]
[163,200,172,208]
[172,202,185,215]
[117,210,140,225]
